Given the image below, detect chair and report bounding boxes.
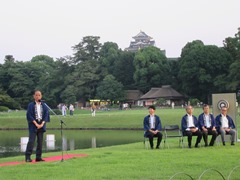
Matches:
[143,132,160,149]
[163,125,183,148]
[143,133,149,149]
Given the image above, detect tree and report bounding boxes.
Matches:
[223,28,240,91]
[4,55,15,63]
[72,36,102,64]
[99,42,120,77]
[112,51,135,89]
[133,46,170,93]
[65,60,100,101]
[178,41,233,103]
[96,75,125,101]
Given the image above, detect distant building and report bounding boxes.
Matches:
[140,85,185,106]
[124,90,143,106]
[125,31,165,55]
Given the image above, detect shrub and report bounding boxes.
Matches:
[0,106,9,112]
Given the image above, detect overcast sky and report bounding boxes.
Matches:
[0,0,239,64]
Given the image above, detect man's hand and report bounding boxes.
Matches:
[202,127,208,132]
[225,128,231,132]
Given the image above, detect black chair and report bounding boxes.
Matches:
[143,132,160,149]
[163,125,183,148]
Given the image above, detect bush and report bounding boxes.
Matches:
[0,106,9,112]
[189,98,200,106]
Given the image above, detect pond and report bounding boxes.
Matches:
[0,130,143,158]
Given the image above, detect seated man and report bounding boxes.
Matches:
[143,105,163,149]
[198,104,217,146]
[215,106,236,146]
[181,105,202,148]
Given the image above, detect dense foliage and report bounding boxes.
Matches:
[0,28,240,109]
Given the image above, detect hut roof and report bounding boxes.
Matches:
[125,90,143,101]
[140,85,184,100]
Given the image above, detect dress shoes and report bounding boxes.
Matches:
[35,158,45,162]
[195,143,199,148]
[231,142,235,146]
[25,158,32,162]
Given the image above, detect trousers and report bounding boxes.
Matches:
[25,130,44,159]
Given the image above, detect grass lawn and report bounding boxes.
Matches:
[0,107,240,179]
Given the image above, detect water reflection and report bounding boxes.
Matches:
[0,130,142,158]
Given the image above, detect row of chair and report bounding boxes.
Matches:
[144,124,183,149]
[144,125,229,149]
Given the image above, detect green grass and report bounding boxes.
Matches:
[1,142,240,179]
[0,108,240,179]
[0,107,214,129]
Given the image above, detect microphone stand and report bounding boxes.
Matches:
[41,101,66,162]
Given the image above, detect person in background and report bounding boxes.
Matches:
[62,104,67,116]
[181,105,202,148]
[143,105,163,149]
[25,90,50,162]
[69,104,74,116]
[91,103,96,117]
[198,104,217,146]
[215,106,236,146]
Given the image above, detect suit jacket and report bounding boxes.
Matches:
[215,114,235,130]
[198,113,216,130]
[143,115,162,136]
[26,101,50,133]
[181,114,199,132]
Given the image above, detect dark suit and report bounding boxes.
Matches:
[181,114,202,148]
[25,101,50,160]
[198,113,217,146]
[143,115,163,148]
[215,114,236,143]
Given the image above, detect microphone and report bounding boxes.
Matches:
[38,99,45,102]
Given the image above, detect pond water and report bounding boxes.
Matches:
[0,130,143,158]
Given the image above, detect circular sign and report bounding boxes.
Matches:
[217,99,229,110]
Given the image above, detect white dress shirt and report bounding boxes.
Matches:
[221,114,229,128]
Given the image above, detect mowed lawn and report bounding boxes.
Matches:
[0,107,240,179]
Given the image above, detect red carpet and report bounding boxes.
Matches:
[0,154,88,167]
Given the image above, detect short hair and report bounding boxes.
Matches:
[202,104,209,109]
[148,105,156,110]
[185,105,192,110]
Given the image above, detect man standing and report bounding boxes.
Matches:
[215,106,236,146]
[25,90,50,162]
[181,105,202,148]
[143,105,163,149]
[198,104,217,146]
[69,104,74,116]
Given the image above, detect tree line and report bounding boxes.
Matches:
[0,28,240,109]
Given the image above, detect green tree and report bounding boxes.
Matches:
[112,51,135,89]
[133,46,169,93]
[65,60,100,101]
[99,42,120,77]
[223,28,240,91]
[72,36,102,63]
[178,41,233,103]
[96,75,125,101]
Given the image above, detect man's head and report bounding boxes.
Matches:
[185,105,193,115]
[203,104,210,114]
[221,106,228,116]
[34,90,42,102]
[148,105,156,115]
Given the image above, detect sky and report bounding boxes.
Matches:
[0,0,239,64]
